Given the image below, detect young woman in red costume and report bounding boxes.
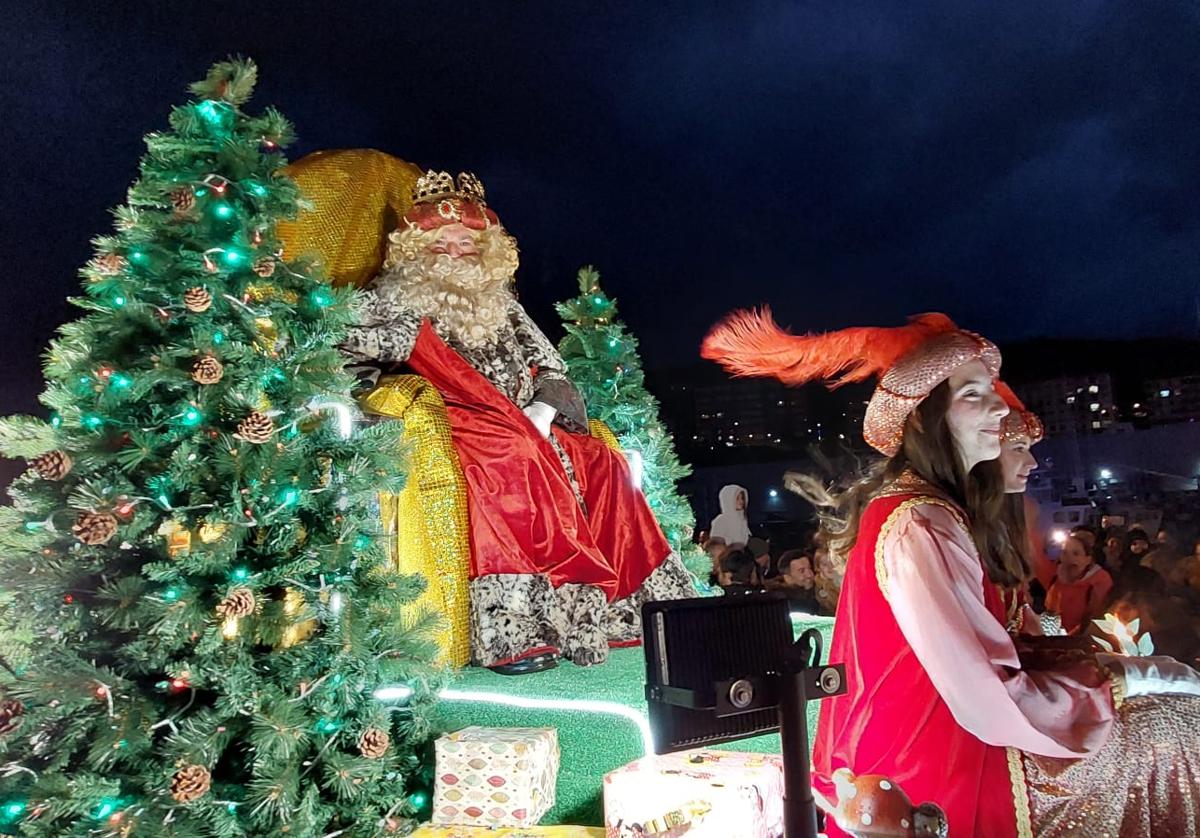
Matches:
[703,310,1200,837]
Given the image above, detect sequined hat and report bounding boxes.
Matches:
[403,170,500,231]
[996,380,1045,445]
[700,308,1001,456]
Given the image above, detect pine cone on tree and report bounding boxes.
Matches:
[170,764,212,802]
[252,256,276,277]
[0,698,25,735]
[358,726,390,759]
[236,412,274,444]
[92,252,127,276]
[30,450,72,481]
[73,511,119,546]
[170,187,196,217]
[191,355,224,385]
[216,587,256,618]
[183,287,213,313]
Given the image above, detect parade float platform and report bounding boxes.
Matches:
[434,615,835,826]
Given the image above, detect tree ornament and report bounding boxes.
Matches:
[170,187,196,217]
[216,587,256,618]
[197,521,228,543]
[358,726,390,759]
[73,511,119,546]
[252,256,276,277]
[30,450,72,480]
[92,252,128,276]
[191,355,224,385]
[183,287,213,313]
[235,411,274,444]
[169,764,212,803]
[0,698,24,735]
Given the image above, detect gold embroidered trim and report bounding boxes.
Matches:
[1006,747,1035,838]
[1104,663,1127,710]
[874,495,967,600]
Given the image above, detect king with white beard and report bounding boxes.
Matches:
[341,171,693,672]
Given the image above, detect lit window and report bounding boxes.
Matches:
[1160,389,1171,398]
[1091,421,1102,429]
[1066,396,1076,404]
[1088,385,1099,394]
[1089,403,1100,412]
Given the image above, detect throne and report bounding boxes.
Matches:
[279,149,624,667]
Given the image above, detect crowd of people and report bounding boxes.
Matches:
[701,483,842,616]
[1037,522,1200,663]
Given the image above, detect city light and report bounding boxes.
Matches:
[768,488,779,498]
[1099,468,1113,480]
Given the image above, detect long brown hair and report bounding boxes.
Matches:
[789,381,1032,587]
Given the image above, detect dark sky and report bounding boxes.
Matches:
[3,1,1200,416]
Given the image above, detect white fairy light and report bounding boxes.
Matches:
[625,449,644,490]
[307,398,354,440]
[438,688,656,757]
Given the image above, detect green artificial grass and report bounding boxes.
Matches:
[434,615,835,826]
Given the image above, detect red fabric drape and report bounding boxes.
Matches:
[811,493,1022,837]
[405,321,670,600]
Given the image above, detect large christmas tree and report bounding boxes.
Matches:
[0,59,438,837]
[556,267,706,577]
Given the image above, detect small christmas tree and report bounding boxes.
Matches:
[0,59,439,837]
[556,267,705,574]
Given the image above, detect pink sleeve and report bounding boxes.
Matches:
[883,504,1114,758]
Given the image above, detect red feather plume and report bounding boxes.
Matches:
[700,307,960,388]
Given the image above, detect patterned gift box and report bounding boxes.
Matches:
[433,726,560,827]
[603,750,784,838]
[413,826,603,837]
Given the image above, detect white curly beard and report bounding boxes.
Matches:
[376,248,516,350]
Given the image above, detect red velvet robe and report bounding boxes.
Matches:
[405,321,671,602]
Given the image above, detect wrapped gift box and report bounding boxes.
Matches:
[603,750,784,838]
[413,826,603,837]
[433,726,560,827]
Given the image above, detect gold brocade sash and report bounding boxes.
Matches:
[361,374,472,667]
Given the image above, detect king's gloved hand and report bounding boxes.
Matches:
[1097,653,1200,699]
[522,401,557,440]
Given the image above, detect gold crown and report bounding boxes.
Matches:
[413,170,488,206]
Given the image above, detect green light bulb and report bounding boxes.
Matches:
[197,100,226,126]
[248,182,268,197]
[309,287,335,308]
[163,587,181,602]
[278,487,300,507]
[112,294,127,308]
[231,567,250,582]
[109,373,133,390]
[92,798,119,819]
[50,413,62,428]
[82,414,104,430]
[180,407,203,427]
[212,331,225,345]
[409,790,429,810]
[354,534,371,551]
[128,249,147,265]
[211,202,235,220]
[1,800,25,822]
[315,718,341,734]
[222,248,245,266]
[592,295,604,305]
[23,521,41,532]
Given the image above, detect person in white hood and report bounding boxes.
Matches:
[709,484,751,548]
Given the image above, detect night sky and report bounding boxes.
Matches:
[3,2,1200,418]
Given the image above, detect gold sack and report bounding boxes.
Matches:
[277,149,422,288]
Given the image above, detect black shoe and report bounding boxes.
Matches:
[488,652,559,675]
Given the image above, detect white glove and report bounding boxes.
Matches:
[523,401,557,440]
[1097,653,1200,699]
